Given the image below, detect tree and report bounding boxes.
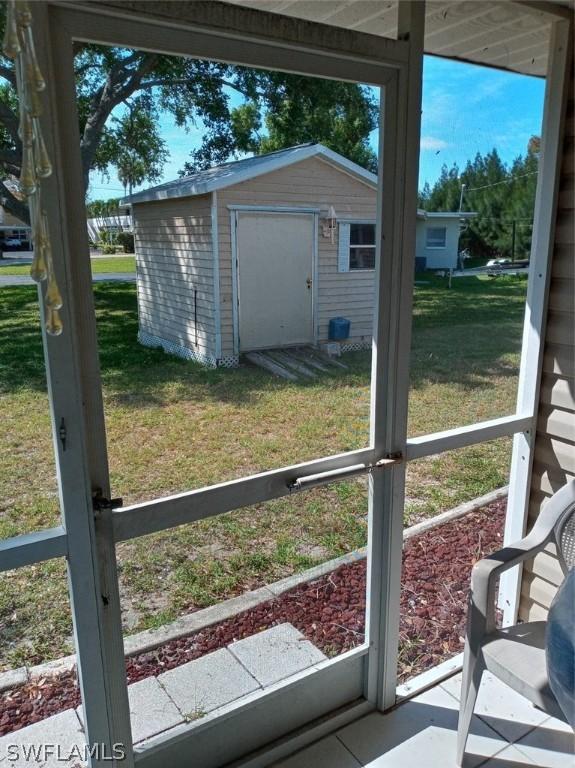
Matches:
[0,6,378,223]
[419,144,539,259]
[111,98,168,196]
[180,73,378,174]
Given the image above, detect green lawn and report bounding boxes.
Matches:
[0,274,527,669]
[0,255,135,275]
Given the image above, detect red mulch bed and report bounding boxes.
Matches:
[0,499,505,736]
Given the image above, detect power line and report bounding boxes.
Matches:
[464,170,538,193]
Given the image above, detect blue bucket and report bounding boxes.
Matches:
[329,317,351,341]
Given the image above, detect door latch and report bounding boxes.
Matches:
[306,276,312,289]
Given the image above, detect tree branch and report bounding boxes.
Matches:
[74,62,100,79]
[79,52,159,189]
[139,77,252,99]
[0,184,29,226]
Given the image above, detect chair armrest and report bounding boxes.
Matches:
[472,532,550,585]
[468,532,551,637]
[465,480,575,646]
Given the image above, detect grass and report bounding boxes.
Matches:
[0,273,528,669]
[0,255,135,275]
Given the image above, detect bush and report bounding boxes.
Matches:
[101,243,117,254]
[116,231,135,253]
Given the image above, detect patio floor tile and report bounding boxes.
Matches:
[127,677,184,743]
[157,647,260,717]
[77,676,184,745]
[273,735,362,767]
[228,623,327,687]
[441,671,549,744]
[512,716,575,768]
[0,709,86,768]
[336,684,510,768]
[475,743,537,766]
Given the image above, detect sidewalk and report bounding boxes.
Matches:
[0,273,135,286]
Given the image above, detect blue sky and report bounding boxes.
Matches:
[88,55,545,199]
[415,56,544,187]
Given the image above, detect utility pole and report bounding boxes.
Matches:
[458,183,466,212]
[457,183,467,272]
[511,219,516,262]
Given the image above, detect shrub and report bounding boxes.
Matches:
[117,231,135,253]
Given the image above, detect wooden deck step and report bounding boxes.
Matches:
[244,351,298,381]
[288,348,332,373]
[267,350,317,378]
[299,346,349,370]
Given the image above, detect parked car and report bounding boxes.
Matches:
[486,257,511,267]
[3,237,22,250]
[486,257,531,277]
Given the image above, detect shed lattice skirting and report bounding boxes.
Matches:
[139,330,370,368]
[138,330,236,368]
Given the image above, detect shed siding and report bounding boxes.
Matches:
[216,156,377,356]
[519,74,574,622]
[132,195,216,363]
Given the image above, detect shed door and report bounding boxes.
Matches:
[236,211,314,351]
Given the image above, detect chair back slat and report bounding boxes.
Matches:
[556,506,575,572]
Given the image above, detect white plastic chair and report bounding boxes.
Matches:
[457,479,575,765]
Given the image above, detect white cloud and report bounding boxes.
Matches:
[420,136,448,151]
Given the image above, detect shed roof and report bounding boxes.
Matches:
[121,143,378,205]
[121,143,476,221]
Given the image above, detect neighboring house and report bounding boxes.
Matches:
[86,213,132,244]
[122,144,475,367]
[0,205,31,250]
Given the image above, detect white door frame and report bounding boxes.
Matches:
[230,207,319,354]
[8,2,565,766]
[35,6,406,763]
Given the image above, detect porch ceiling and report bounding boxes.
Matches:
[222,1,571,77]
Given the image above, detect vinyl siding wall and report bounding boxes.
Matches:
[216,156,377,357]
[0,208,28,228]
[415,218,461,269]
[519,68,574,622]
[132,195,216,361]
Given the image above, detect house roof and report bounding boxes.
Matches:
[121,143,378,206]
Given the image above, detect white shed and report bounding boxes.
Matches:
[123,144,471,367]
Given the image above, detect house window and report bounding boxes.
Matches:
[350,222,376,269]
[426,226,447,248]
[338,221,376,272]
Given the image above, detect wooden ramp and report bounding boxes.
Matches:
[244,346,347,381]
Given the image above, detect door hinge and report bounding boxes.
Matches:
[58,417,67,452]
[92,489,123,513]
